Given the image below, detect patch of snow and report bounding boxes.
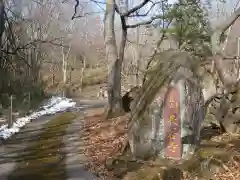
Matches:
[0,96,76,140]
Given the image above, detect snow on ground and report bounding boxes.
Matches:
[0,96,76,140]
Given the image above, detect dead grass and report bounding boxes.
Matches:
[81,68,107,87]
[43,68,107,96]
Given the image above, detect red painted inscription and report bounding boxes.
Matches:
[163,87,182,160]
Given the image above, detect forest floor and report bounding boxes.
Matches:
[40,65,240,179]
[82,107,240,180]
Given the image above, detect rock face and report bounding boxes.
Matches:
[156,69,204,162]
[128,51,205,164]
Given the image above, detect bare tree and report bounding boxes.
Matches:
[70,0,169,117]
[103,0,170,118]
[0,0,4,43]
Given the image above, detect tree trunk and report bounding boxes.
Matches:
[0,0,5,46]
[209,7,240,133]
[135,26,141,85]
[62,43,67,85]
[0,0,4,82]
[104,0,127,118]
[79,55,86,92]
[211,7,240,87]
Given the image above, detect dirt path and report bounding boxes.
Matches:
[0,113,61,179]
[0,99,106,180]
[64,114,97,180]
[64,99,106,180]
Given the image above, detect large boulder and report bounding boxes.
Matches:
[156,69,204,162]
[128,50,205,165]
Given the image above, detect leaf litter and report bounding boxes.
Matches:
[82,108,240,180]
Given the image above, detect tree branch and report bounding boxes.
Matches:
[116,0,151,16]
[211,7,240,87]
[212,7,240,55]
[72,11,104,19]
[72,0,104,19]
[89,0,106,4]
[2,38,68,55]
[89,0,105,11]
[128,1,162,17]
[72,0,81,20]
[126,14,163,28]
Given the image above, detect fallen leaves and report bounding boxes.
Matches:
[82,108,240,180]
[211,134,240,180]
[212,155,240,180]
[183,133,240,180]
[83,108,128,179]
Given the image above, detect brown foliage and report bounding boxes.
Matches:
[82,107,240,180]
[83,108,128,179]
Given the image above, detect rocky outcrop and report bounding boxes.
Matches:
[127,50,205,164]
